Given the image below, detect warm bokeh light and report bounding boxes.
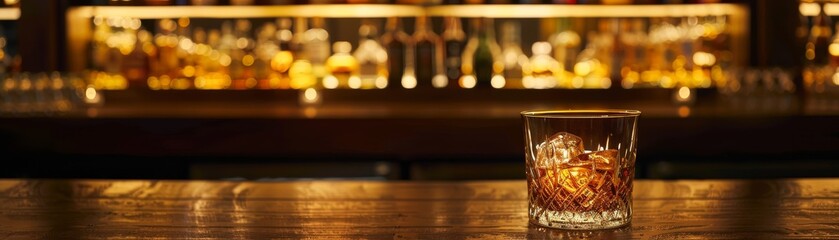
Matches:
[84,85,102,105]
[678,106,691,118]
[242,54,255,67]
[348,76,362,89]
[304,88,318,102]
[219,54,232,67]
[692,52,717,67]
[491,75,506,89]
[459,75,476,89]
[401,75,417,89]
[432,75,448,88]
[323,75,339,89]
[375,76,388,89]
[678,86,691,100]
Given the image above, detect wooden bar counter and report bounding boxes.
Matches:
[1,178,838,239]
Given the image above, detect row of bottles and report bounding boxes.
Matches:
[88,14,732,90]
[800,1,839,95]
[102,0,722,5]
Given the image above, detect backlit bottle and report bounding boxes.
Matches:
[289,17,316,89]
[381,17,411,88]
[499,21,529,89]
[325,41,359,89]
[462,18,501,88]
[527,42,560,89]
[442,17,465,85]
[305,17,331,82]
[413,15,444,88]
[354,22,389,89]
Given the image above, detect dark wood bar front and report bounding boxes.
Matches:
[2,178,838,239]
[2,89,836,179]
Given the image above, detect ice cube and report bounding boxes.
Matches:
[535,132,585,167]
[577,149,619,170]
[578,149,621,189]
[558,166,594,193]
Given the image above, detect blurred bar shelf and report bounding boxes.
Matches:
[425,4,747,18]
[66,4,425,19]
[0,7,19,20]
[66,3,746,19]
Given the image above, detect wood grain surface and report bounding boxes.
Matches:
[1,179,838,239]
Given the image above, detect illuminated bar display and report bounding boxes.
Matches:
[60,2,749,91]
[0,0,833,183]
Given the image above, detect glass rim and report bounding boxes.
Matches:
[520,109,641,119]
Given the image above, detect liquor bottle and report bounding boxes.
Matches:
[155,19,180,89]
[797,7,812,50]
[217,20,236,85]
[90,22,111,75]
[619,19,646,88]
[590,19,617,88]
[575,25,612,89]
[305,17,331,82]
[462,18,501,88]
[191,27,207,89]
[499,21,528,88]
[807,2,832,67]
[325,41,360,89]
[122,29,151,89]
[646,18,666,79]
[413,15,442,88]
[830,23,839,68]
[215,21,237,88]
[172,17,194,90]
[354,22,389,89]
[661,18,680,76]
[229,19,256,89]
[276,18,294,53]
[289,17,316,89]
[195,28,231,90]
[527,42,559,89]
[549,18,580,79]
[254,23,277,89]
[271,18,294,89]
[442,17,465,85]
[192,28,207,79]
[0,32,7,75]
[290,18,306,56]
[381,17,411,88]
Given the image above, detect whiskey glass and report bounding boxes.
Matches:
[522,110,639,229]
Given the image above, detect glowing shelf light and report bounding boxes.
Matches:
[426,4,746,18]
[0,8,19,20]
[68,5,425,19]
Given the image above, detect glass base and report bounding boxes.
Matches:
[529,205,631,230]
